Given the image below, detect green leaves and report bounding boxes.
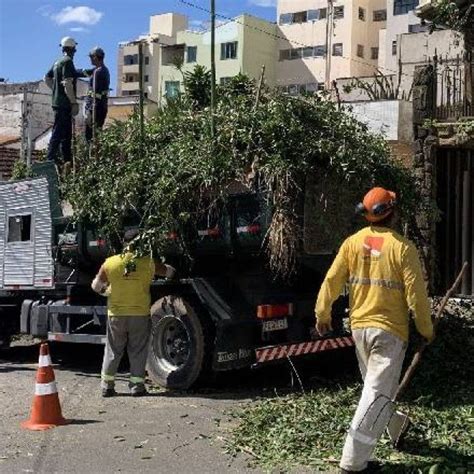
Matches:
[227,303,474,472]
[65,72,418,276]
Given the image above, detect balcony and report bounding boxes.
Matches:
[121,81,140,92]
[123,64,140,74]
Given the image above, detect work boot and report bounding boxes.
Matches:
[101,387,117,398]
[130,384,148,397]
[341,461,381,473]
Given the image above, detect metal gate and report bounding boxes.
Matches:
[436,148,473,296]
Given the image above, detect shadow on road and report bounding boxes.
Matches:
[1,341,359,401]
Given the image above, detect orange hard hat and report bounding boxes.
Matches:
[357,187,397,223]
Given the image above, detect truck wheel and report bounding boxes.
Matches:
[147,296,210,390]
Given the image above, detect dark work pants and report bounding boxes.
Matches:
[101,316,151,390]
[47,107,73,163]
[85,105,108,142]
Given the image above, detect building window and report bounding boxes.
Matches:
[221,41,238,60]
[279,13,293,25]
[392,40,397,55]
[144,92,148,98]
[303,47,314,58]
[220,77,233,85]
[279,49,290,61]
[394,0,419,16]
[292,11,308,23]
[8,215,32,243]
[319,8,327,19]
[290,48,302,60]
[373,9,387,21]
[332,43,343,56]
[333,6,344,19]
[124,54,138,65]
[187,46,197,63]
[144,75,149,83]
[307,9,319,21]
[165,81,180,98]
[314,45,327,57]
[357,45,364,58]
[371,47,379,60]
[358,7,366,21]
[144,56,150,65]
[408,23,429,33]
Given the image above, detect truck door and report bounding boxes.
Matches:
[2,208,35,286]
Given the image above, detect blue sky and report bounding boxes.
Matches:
[0,0,277,93]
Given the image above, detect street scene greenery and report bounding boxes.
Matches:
[65,70,418,277]
[227,302,474,472]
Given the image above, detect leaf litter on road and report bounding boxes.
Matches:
[226,301,474,473]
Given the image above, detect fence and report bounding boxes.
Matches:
[434,54,474,120]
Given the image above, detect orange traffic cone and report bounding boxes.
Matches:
[21,343,69,431]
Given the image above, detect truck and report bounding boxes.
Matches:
[0,162,354,389]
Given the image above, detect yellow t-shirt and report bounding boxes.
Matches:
[103,253,155,317]
[315,226,433,342]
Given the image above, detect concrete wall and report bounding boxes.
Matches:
[398,29,464,95]
[346,99,413,142]
[0,81,86,143]
[150,13,187,37]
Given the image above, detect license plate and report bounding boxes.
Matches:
[262,318,288,332]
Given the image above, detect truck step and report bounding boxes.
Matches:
[255,335,354,364]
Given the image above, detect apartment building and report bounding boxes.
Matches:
[158,14,277,101]
[378,0,424,74]
[117,13,277,104]
[276,0,386,93]
[117,13,188,103]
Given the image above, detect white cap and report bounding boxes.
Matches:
[60,37,78,48]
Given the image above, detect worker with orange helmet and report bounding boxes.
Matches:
[315,187,434,473]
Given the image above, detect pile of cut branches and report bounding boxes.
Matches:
[66,71,419,278]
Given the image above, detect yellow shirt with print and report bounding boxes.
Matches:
[103,253,155,317]
[315,226,433,342]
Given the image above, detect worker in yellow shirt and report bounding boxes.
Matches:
[91,229,176,397]
[315,187,434,473]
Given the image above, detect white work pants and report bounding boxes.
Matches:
[340,328,407,472]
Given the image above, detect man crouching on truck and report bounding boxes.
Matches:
[91,229,176,397]
[314,187,434,473]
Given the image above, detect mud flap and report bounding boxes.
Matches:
[212,320,259,371]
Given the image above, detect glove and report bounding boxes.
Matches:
[164,264,177,280]
[71,103,79,116]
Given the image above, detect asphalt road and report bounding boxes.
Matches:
[0,341,262,474]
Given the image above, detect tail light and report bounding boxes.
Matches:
[198,227,221,237]
[237,224,261,234]
[257,303,294,320]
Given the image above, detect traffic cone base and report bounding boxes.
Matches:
[22,343,69,431]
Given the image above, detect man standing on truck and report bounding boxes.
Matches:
[44,37,80,170]
[314,187,434,473]
[78,46,110,143]
[91,230,176,397]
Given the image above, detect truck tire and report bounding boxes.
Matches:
[147,295,211,390]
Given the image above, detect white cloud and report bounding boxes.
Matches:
[51,6,103,26]
[37,5,53,17]
[70,26,89,33]
[248,0,277,7]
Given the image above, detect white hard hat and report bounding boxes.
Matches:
[60,37,78,48]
